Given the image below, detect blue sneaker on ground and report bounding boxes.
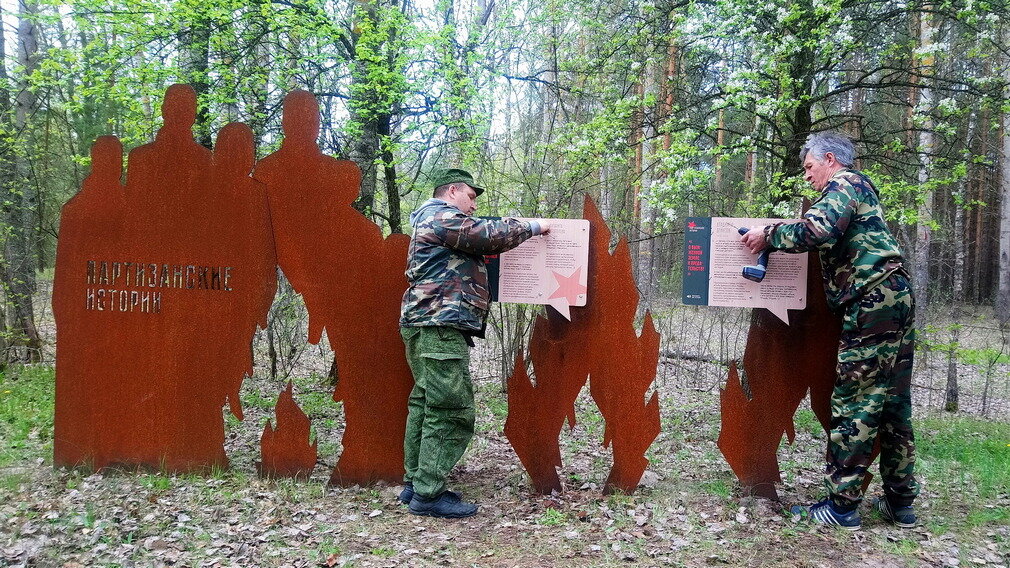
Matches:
[790,499,861,531]
[875,496,917,528]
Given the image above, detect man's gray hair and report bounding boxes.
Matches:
[800,131,855,167]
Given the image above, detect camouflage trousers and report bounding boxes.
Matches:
[828,272,920,508]
[400,326,475,499]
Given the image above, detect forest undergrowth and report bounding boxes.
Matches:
[1,293,1009,567]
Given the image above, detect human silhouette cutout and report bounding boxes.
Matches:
[54,85,276,473]
[256,90,412,485]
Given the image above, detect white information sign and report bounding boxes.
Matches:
[683,217,808,324]
[498,218,590,320]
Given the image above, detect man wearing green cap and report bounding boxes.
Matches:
[399,167,549,518]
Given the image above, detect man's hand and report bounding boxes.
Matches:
[740,226,768,254]
[538,222,552,236]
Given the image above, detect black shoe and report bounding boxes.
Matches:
[790,499,861,531]
[398,483,414,505]
[409,490,478,519]
[875,496,917,528]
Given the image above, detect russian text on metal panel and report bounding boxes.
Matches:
[53,84,278,472]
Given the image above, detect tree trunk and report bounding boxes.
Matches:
[953,111,973,303]
[715,108,725,190]
[348,0,406,225]
[1,1,43,363]
[997,25,1010,320]
[381,124,402,234]
[746,115,760,186]
[626,78,643,272]
[0,5,11,362]
[247,9,271,145]
[178,10,213,148]
[267,314,278,380]
[782,45,814,178]
[636,37,663,307]
[943,109,973,413]
[348,100,380,218]
[943,331,959,412]
[912,4,936,322]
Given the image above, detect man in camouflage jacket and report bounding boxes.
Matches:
[399,168,547,518]
[741,132,919,530]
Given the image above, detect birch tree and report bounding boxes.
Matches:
[912,3,937,321]
[998,24,1010,320]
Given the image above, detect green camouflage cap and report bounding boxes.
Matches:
[430,168,485,196]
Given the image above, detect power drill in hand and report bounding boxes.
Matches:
[737,227,770,283]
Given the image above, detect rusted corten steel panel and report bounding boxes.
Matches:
[506,195,661,495]
[505,323,591,494]
[258,381,317,479]
[53,85,278,472]
[717,229,840,500]
[255,90,413,486]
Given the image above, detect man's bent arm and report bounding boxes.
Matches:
[436,212,542,255]
[769,180,859,253]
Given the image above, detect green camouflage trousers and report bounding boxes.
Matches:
[828,272,920,508]
[400,326,475,499]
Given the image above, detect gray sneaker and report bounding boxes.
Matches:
[875,497,916,528]
[409,490,478,519]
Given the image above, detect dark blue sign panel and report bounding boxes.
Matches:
[682,217,711,305]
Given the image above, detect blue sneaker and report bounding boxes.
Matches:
[791,499,861,531]
[875,496,917,528]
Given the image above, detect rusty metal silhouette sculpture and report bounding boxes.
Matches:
[53,85,277,472]
[258,381,317,479]
[505,324,590,494]
[255,90,413,486]
[506,195,661,494]
[717,223,840,500]
[54,85,660,490]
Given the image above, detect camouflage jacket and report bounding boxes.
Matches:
[400,199,538,332]
[767,169,906,310]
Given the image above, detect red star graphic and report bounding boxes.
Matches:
[548,266,587,305]
[688,221,697,229]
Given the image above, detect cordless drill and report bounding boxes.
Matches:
[737,226,770,283]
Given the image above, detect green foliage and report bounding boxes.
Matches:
[957,347,1010,366]
[243,388,278,411]
[370,546,396,557]
[538,506,567,526]
[289,376,337,416]
[4,0,1009,316]
[346,1,412,136]
[919,326,1010,367]
[916,415,1010,501]
[485,395,509,420]
[967,507,1010,527]
[0,365,55,468]
[701,478,731,499]
[138,473,173,492]
[792,409,823,438]
[880,537,920,556]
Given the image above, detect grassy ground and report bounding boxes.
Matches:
[1,363,1009,567]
